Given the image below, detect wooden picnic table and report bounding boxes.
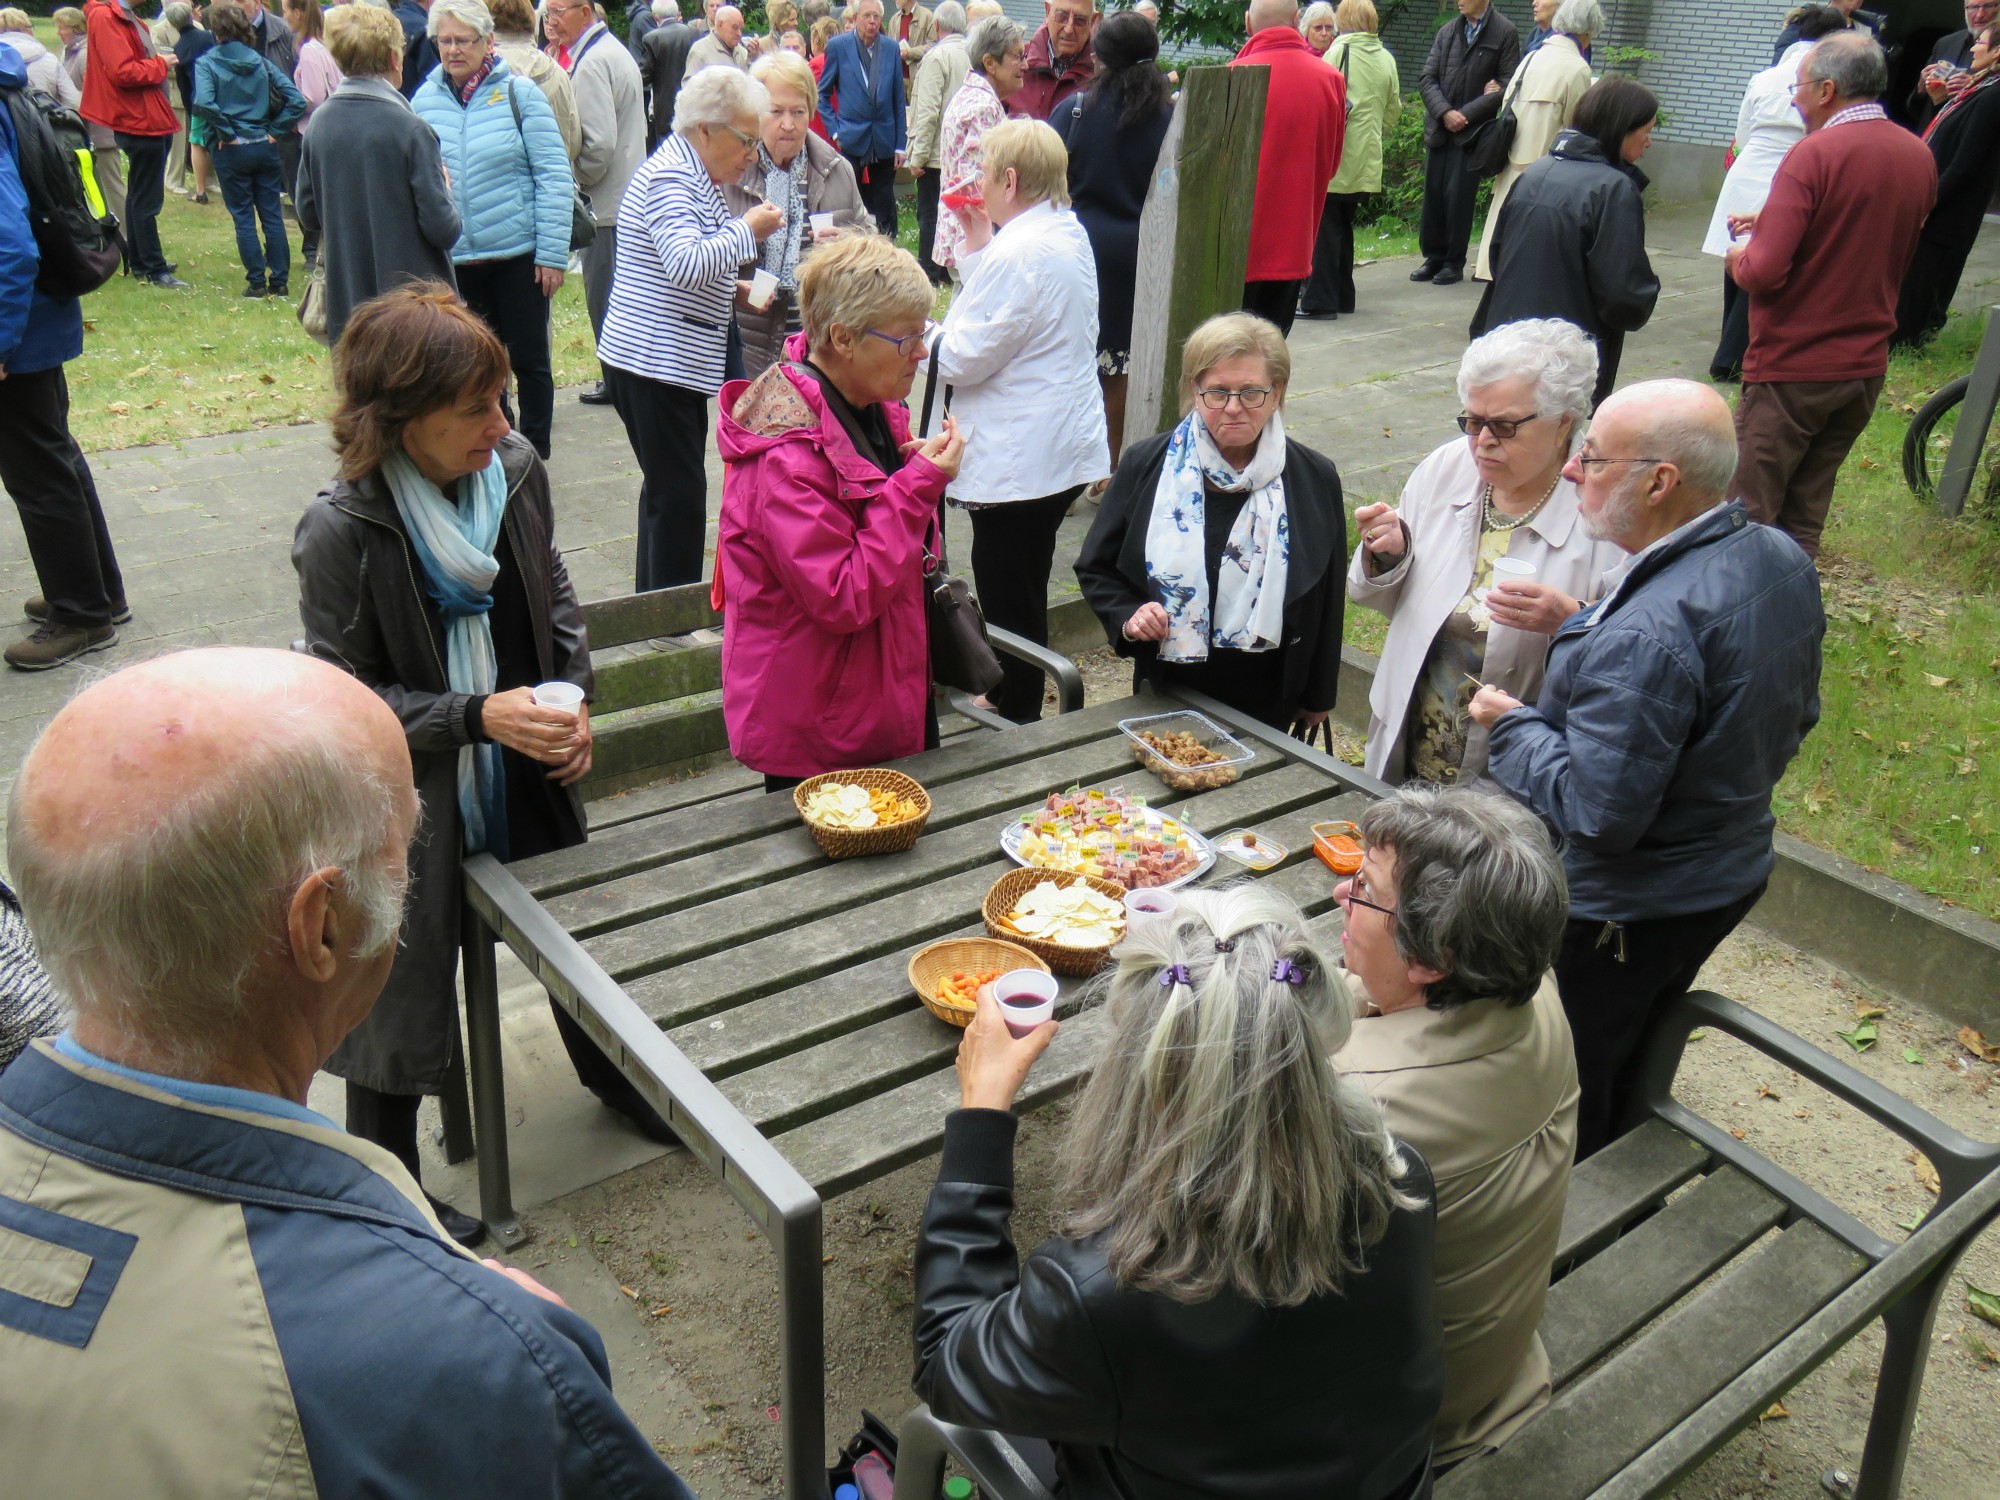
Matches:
[457,687,1384,1500]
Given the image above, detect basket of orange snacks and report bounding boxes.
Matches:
[907,937,1052,1027]
[794,767,931,858]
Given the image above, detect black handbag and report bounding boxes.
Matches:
[918,338,1005,696]
[1459,65,1527,179]
[505,80,598,251]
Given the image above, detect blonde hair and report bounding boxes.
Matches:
[798,232,932,352]
[767,0,798,28]
[808,13,837,50]
[1178,311,1290,415]
[0,9,32,33]
[325,0,405,74]
[52,5,85,31]
[1332,0,1376,32]
[751,47,817,116]
[979,118,1068,209]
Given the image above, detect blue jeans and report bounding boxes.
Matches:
[212,139,290,291]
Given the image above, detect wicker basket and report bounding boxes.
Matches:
[793,768,931,858]
[907,937,1052,1028]
[981,867,1128,978]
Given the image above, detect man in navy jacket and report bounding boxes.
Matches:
[1470,380,1824,1159]
[818,0,905,235]
[0,52,129,671]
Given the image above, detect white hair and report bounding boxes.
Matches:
[1550,0,1603,37]
[7,701,411,1073]
[933,0,966,33]
[427,0,494,36]
[1299,0,1334,29]
[1613,379,1742,499]
[651,0,679,16]
[1457,317,1599,451]
[673,61,770,131]
[965,12,1022,70]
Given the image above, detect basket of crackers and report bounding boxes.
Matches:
[908,937,1052,1028]
[982,868,1128,977]
[793,768,931,858]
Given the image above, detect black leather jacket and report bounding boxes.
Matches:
[1417,7,1520,148]
[912,1110,1444,1500]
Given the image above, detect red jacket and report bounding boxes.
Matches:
[1014,25,1092,122]
[1731,115,1936,384]
[1232,27,1346,282]
[80,0,175,137]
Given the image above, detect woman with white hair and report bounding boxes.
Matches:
[720,49,868,377]
[933,13,1022,273]
[598,65,785,590]
[1299,0,1335,50]
[1348,318,1624,785]
[912,884,1444,1497]
[411,0,575,458]
[1471,0,1600,284]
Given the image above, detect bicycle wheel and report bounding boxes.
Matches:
[1904,375,1970,500]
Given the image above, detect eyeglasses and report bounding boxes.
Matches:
[435,33,485,48]
[1788,77,1829,94]
[1195,386,1273,410]
[710,123,759,151]
[1574,454,1666,472]
[865,327,930,357]
[1343,869,1396,923]
[1458,411,1541,440]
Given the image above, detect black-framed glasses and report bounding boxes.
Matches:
[1458,411,1540,440]
[865,327,930,357]
[1343,869,1396,923]
[1574,454,1667,472]
[1195,386,1273,410]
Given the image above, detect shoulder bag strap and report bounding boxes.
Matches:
[917,332,955,574]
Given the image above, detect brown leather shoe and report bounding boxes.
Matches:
[26,595,132,625]
[5,621,118,671]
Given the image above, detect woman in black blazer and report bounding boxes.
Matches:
[1076,311,1346,732]
[1895,22,2000,348]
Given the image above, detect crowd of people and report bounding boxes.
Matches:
[0,4,1982,1493]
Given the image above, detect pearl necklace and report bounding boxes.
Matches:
[1482,472,1561,532]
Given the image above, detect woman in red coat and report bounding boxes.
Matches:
[80,0,185,286]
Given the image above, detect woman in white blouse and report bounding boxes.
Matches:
[1472,0,1599,284]
[1348,319,1624,786]
[1703,8,1852,379]
[934,118,1108,722]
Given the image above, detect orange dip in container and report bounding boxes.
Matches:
[1313,821,1364,876]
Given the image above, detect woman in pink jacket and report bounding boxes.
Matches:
[716,233,963,790]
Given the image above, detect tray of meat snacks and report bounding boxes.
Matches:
[1119,710,1256,792]
[1000,783,1215,890]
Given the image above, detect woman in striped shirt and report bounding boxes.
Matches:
[598,67,785,591]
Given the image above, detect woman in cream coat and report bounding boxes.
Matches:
[1348,318,1624,785]
[1472,0,1598,284]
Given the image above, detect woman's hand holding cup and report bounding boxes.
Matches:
[956,987,1058,1112]
[906,413,964,479]
[1123,602,1169,642]
[1354,502,1406,558]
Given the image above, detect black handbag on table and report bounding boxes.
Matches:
[917,337,1005,696]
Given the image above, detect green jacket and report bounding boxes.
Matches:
[1326,31,1401,195]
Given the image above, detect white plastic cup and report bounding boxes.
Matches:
[748,268,779,310]
[994,969,1058,1038]
[1124,888,1179,924]
[1491,557,1537,582]
[809,211,836,237]
[532,681,585,710]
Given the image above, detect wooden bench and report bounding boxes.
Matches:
[891,989,2000,1500]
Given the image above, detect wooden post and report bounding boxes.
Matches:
[1123,64,1269,453]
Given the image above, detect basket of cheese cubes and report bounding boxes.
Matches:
[793,768,930,858]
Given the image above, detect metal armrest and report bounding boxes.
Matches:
[891,1404,1057,1500]
[943,628,1084,730]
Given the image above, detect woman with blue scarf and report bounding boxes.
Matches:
[295,285,662,1248]
[1076,312,1347,733]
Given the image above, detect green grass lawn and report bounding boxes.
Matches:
[1341,314,2000,919]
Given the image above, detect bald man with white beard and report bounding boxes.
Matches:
[0,647,696,1500]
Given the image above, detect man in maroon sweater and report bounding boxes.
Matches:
[1725,33,1935,560]
[1231,0,1345,337]
[1014,0,1097,121]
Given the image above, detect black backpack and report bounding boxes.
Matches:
[2,82,122,298]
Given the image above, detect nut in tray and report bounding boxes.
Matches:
[1118,710,1255,792]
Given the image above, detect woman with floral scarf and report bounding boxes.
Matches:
[1076,312,1348,733]
[723,51,870,377]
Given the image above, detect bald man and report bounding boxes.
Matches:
[1468,381,1824,1158]
[687,1,750,68]
[0,648,696,1500]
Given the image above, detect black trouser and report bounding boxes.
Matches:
[1418,139,1479,272]
[607,365,711,591]
[967,487,1079,723]
[0,366,124,628]
[582,224,617,378]
[1556,883,1765,1160]
[915,167,944,282]
[1241,276,1302,337]
[1712,271,1750,379]
[458,254,555,458]
[848,153,897,238]
[115,130,172,278]
[275,130,318,267]
[1302,190,1365,315]
[345,1080,425,1183]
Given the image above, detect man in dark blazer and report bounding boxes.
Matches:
[638,0,696,150]
[1907,0,1995,128]
[1414,0,1518,286]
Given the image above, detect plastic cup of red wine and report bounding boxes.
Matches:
[994,970,1057,1038]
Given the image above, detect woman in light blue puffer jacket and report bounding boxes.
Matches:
[412,0,574,457]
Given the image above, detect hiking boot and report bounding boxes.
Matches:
[268,280,289,298]
[243,284,267,298]
[5,621,118,671]
[26,596,132,626]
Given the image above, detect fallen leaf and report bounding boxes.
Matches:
[258,372,275,384]
[1759,1400,1792,1422]
[1688,1028,1708,1042]
[1907,1150,1941,1195]
[1897,1212,1926,1233]
[566,1233,578,1249]
[1903,1047,1924,1065]
[1923,672,1954,688]
[1968,1283,2000,1329]
[1853,728,1874,742]
[1757,1084,1782,1101]
[1959,1027,2000,1063]
[106,401,130,415]
[1956,757,1979,777]
[1835,1018,1878,1053]
[1730,1127,1748,1141]
[1854,1001,1887,1020]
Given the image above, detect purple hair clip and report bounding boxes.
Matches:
[1158,964,1192,989]
[1271,958,1308,986]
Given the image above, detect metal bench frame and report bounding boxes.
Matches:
[459,625,1081,1500]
